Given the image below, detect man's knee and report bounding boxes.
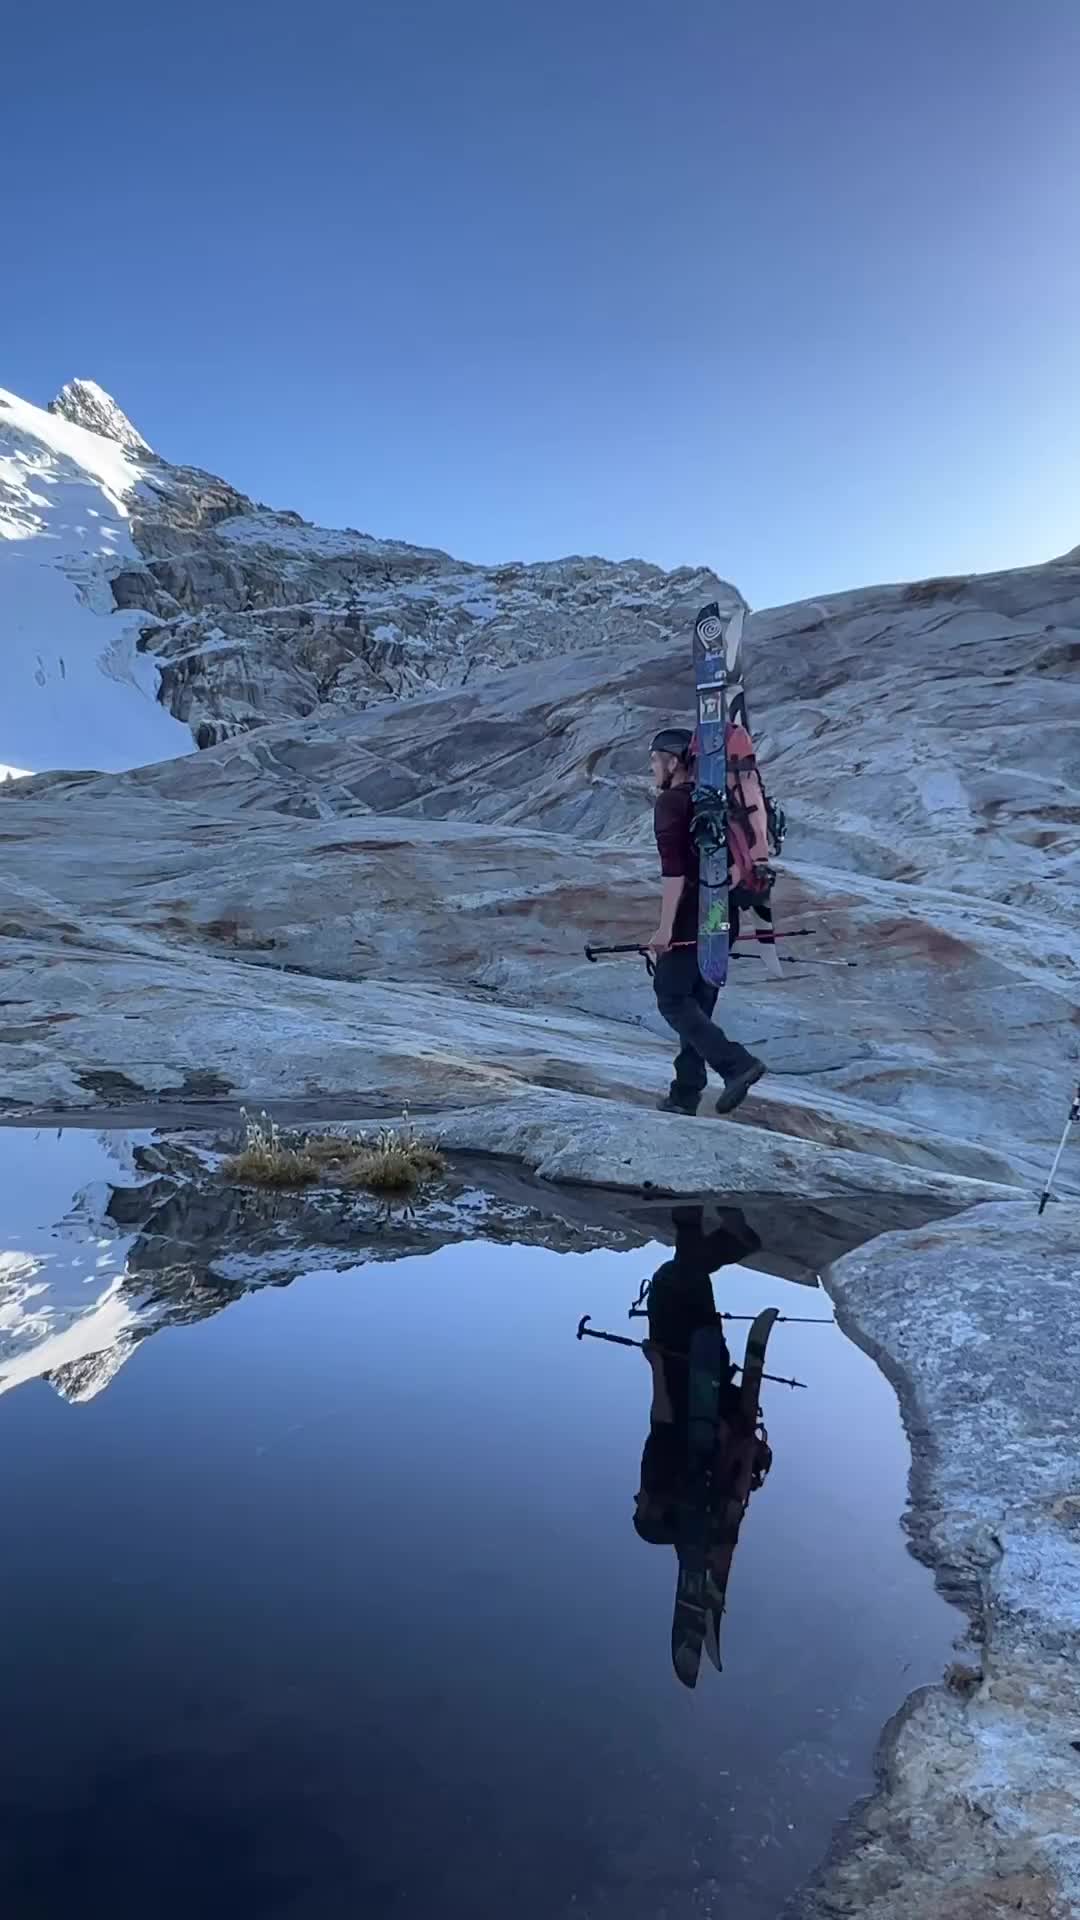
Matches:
[654,988,687,1028]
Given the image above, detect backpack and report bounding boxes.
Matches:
[724,722,785,891]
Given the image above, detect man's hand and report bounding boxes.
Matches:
[647,928,673,956]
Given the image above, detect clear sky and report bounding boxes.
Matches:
[6,0,1079,608]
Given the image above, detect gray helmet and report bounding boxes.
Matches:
[649,727,693,760]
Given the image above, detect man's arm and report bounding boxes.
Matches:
[648,875,686,954]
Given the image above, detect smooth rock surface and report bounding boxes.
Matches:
[431,1091,1022,1201]
[2,602,1075,1193]
[794,1202,1080,1920]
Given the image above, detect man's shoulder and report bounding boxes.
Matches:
[654,784,692,823]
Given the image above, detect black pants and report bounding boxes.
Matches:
[652,945,755,1107]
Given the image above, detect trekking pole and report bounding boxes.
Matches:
[584,937,855,969]
[1037,1082,1080,1214]
[585,931,819,961]
[575,1316,807,1389]
[584,942,695,961]
[731,952,857,967]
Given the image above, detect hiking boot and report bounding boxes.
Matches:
[715,1060,766,1115]
[656,1093,700,1117]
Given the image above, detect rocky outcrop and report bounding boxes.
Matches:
[123,465,736,745]
[2,563,1075,1197]
[26,381,737,750]
[48,378,152,455]
[795,1202,1080,1920]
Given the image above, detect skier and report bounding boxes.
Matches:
[648,728,766,1116]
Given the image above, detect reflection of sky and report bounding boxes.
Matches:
[0,1230,960,1919]
[0,1130,146,1397]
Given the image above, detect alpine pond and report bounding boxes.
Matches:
[0,1130,961,1920]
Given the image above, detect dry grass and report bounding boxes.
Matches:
[220,1111,321,1187]
[342,1133,447,1194]
[221,1109,446,1195]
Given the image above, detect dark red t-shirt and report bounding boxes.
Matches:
[653,784,698,940]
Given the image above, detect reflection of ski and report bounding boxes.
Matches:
[740,1307,779,1417]
[671,1323,733,1689]
[671,1310,777,1689]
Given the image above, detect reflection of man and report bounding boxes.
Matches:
[632,1207,773,1683]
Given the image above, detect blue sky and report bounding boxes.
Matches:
[6,0,1079,607]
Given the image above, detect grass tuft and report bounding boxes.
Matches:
[221,1108,446,1195]
[342,1133,447,1194]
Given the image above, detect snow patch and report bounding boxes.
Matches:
[0,388,191,773]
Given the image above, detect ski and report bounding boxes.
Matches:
[692,602,742,987]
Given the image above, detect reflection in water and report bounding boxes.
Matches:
[634,1208,776,1688]
[0,1140,963,1920]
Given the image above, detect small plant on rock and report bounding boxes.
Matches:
[220,1107,446,1195]
[221,1108,320,1187]
[343,1115,447,1194]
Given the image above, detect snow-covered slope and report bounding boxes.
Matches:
[0,388,192,773]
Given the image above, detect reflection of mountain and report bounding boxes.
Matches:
[0,1130,150,1402]
[2,1132,962,1405]
[1,1135,640,1403]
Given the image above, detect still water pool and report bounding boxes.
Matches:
[0,1132,958,1918]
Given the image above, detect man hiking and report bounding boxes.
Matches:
[648,727,766,1116]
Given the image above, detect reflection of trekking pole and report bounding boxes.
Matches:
[1038,1083,1080,1214]
[575,1315,807,1389]
[627,1281,832,1325]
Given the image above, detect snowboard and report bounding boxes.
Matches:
[693,600,781,983]
[670,1308,777,1689]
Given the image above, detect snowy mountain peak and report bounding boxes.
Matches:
[2,375,737,776]
[49,379,152,456]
